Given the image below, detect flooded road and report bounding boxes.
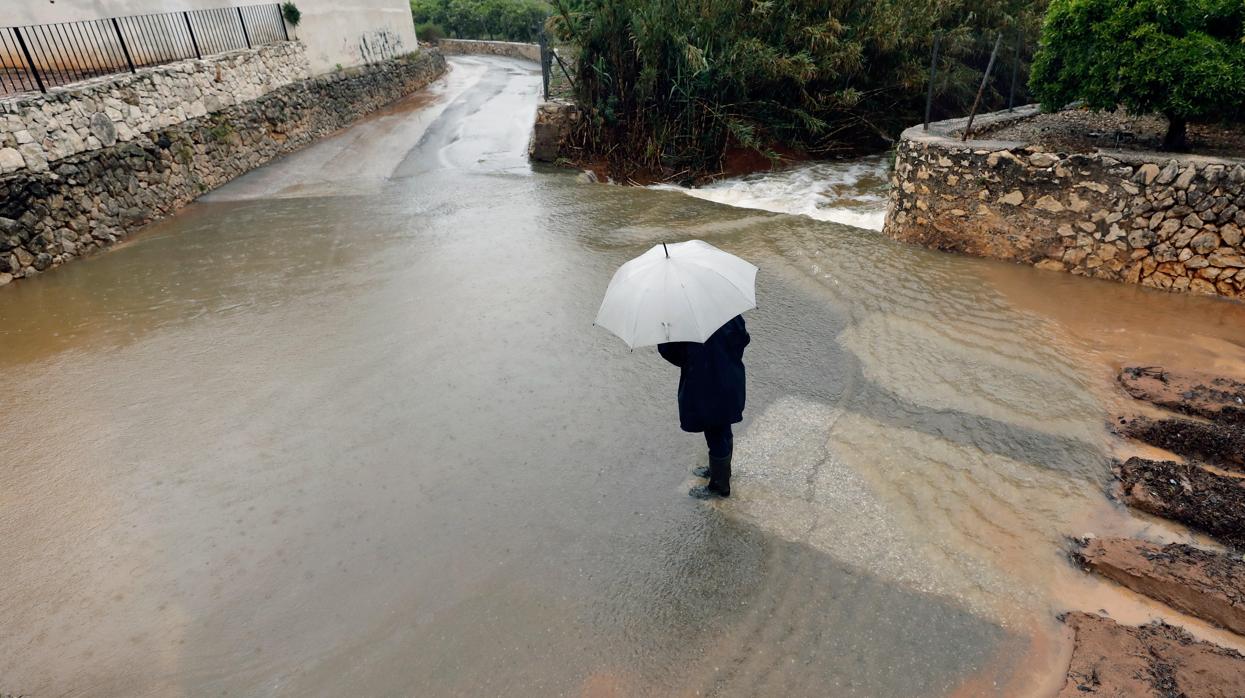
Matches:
[3,56,1245,697]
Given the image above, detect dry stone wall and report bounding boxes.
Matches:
[885,107,1245,300]
[1,43,310,175]
[433,39,540,62]
[0,46,446,286]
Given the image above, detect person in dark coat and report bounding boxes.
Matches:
[657,315,750,499]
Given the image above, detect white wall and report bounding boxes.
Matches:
[8,0,418,74]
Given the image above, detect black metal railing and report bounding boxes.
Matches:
[1,4,288,97]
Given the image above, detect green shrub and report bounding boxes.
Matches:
[416,22,447,42]
[281,2,302,27]
[553,0,1046,180]
[1030,0,1245,151]
[411,0,552,42]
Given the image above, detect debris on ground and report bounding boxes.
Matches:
[1115,457,1245,551]
[1114,415,1245,473]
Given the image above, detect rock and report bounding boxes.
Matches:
[1222,224,1243,246]
[1171,227,1199,248]
[986,150,1021,168]
[0,272,11,286]
[32,253,52,271]
[1189,231,1220,255]
[998,190,1024,206]
[1028,152,1059,168]
[1116,456,1245,550]
[1034,259,1066,272]
[89,112,118,147]
[18,143,48,172]
[1119,366,1245,425]
[1134,163,1161,185]
[1034,195,1064,212]
[1127,229,1156,248]
[1073,537,1245,636]
[0,147,24,172]
[1173,167,1197,189]
[1210,252,1245,268]
[1190,277,1217,294]
[1155,160,1180,185]
[1156,219,1181,238]
[14,247,33,268]
[1186,254,1210,269]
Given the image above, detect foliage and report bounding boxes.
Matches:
[410,0,552,42]
[551,0,1046,181]
[1030,0,1245,151]
[416,22,447,42]
[281,2,302,27]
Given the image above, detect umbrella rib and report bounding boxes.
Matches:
[672,264,706,340]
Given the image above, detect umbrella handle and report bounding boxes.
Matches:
[662,242,669,258]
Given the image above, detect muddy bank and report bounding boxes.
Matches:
[1073,537,1245,636]
[1115,458,1245,550]
[1059,612,1245,697]
[1115,416,1245,473]
[1119,367,1245,426]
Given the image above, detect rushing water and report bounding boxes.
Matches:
[2,56,1245,697]
[658,157,892,230]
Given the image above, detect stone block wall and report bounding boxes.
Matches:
[885,108,1245,300]
[434,39,540,62]
[1,43,310,175]
[529,100,580,162]
[0,47,446,286]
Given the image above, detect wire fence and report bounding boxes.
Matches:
[1,4,288,97]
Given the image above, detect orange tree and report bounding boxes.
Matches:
[1030,0,1245,151]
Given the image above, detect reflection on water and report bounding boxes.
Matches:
[2,56,1245,697]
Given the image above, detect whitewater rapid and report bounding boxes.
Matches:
[658,155,892,230]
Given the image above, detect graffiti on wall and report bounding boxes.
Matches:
[353,29,404,64]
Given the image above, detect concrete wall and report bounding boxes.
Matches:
[0,44,446,285]
[6,0,417,74]
[885,107,1245,300]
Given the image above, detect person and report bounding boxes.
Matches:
[657,315,750,499]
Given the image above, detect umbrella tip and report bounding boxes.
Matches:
[662,242,669,258]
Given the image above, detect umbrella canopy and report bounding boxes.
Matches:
[595,240,757,348]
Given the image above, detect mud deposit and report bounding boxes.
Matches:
[1074,537,1245,636]
[1116,458,1245,550]
[1059,612,1245,697]
[1119,367,1245,426]
[1115,416,1245,473]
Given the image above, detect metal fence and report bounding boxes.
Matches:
[1,4,288,97]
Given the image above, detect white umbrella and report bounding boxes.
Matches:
[595,240,757,348]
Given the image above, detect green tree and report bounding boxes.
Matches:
[1030,0,1245,151]
[552,0,1045,180]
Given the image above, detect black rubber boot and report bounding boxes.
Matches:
[689,454,731,499]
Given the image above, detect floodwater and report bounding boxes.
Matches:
[2,56,1245,697]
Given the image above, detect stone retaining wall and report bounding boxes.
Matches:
[1,43,310,175]
[433,39,540,62]
[885,106,1245,300]
[0,47,446,286]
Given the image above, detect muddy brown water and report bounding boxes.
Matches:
[2,56,1245,697]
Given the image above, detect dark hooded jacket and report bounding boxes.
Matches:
[657,315,750,433]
